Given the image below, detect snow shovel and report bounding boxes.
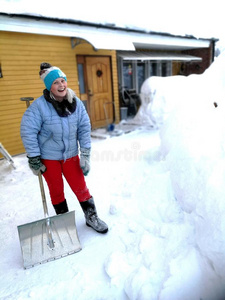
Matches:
[17,173,82,269]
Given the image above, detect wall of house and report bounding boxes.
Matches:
[172,61,181,75]
[181,45,213,76]
[0,31,119,157]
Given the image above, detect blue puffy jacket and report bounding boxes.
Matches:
[20,93,91,160]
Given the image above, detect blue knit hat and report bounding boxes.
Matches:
[40,66,67,91]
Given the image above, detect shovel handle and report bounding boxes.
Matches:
[38,172,49,218]
[38,173,55,249]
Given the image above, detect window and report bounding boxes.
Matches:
[120,59,172,93]
[150,62,157,76]
[137,63,145,92]
[123,62,133,89]
[162,63,167,77]
[77,63,85,94]
[76,55,88,112]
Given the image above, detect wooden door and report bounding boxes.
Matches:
[86,56,113,129]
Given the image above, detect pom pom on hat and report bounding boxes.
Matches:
[40,66,67,91]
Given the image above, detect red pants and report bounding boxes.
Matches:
[42,156,91,205]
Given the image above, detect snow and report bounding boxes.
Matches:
[1,51,225,299]
[1,0,225,41]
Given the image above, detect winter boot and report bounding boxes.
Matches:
[53,199,69,215]
[80,197,108,234]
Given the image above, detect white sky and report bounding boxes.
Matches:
[1,0,225,41]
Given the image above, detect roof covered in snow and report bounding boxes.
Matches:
[0,0,222,41]
[0,12,217,52]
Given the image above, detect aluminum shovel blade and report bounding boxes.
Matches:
[17,211,81,269]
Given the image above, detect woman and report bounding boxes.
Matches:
[20,62,108,234]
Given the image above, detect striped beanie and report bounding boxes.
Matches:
[40,66,67,91]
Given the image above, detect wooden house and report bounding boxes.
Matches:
[0,13,217,156]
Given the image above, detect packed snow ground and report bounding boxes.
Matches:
[2,52,225,299]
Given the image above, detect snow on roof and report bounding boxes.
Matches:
[117,51,203,62]
[0,0,222,41]
[0,13,215,52]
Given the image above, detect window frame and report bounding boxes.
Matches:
[118,58,172,93]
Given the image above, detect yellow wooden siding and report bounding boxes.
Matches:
[0,32,119,157]
[111,51,120,123]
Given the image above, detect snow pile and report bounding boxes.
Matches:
[133,75,188,127]
[128,52,225,298]
[137,52,225,131]
[158,52,225,297]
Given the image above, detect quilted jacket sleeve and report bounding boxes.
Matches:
[76,97,91,150]
[20,99,43,157]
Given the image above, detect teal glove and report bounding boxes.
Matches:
[80,148,90,176]
[28,156,46,175]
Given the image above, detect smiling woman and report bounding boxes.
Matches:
[20,62,108,234]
